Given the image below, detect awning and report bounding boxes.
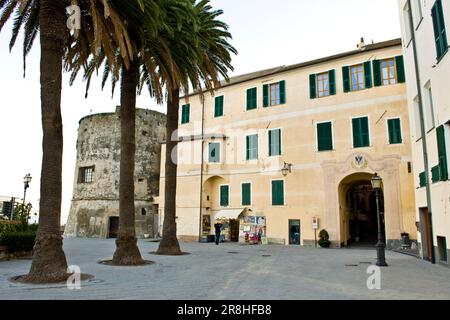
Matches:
[214,209,245,221]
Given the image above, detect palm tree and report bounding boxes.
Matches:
[154,0,237,255]
[67,0,191,265]
[0,0,140,282]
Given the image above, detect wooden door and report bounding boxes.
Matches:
[420,208,433,261]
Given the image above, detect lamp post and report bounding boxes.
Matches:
[281,162,293,177]
[23,173,32,205]
[371,173,388,267]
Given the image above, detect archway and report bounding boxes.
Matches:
[339,173,385,247]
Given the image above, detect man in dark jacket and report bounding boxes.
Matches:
[214,222,223,245]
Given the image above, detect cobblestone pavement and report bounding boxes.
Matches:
[0,238,449,300]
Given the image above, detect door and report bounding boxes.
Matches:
[108,217,119,239]
[230,219,240,242]
[289,220,301,245]
[419,208,433,261]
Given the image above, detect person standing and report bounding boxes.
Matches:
[214,222,223,245]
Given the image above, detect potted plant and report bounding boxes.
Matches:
[318,229,331,248]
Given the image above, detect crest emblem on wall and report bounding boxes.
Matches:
[352,154,368,170]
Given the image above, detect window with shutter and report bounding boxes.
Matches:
[437,125,448,181]
[432,0,448,61]
[272,180,285,206]
[343,66,350,92]
[353,117,370,148]
[220,185,229,207]
[181,104,190,124]
[246,134,258,160]
[264,81,286,106]
[247,87,257,110]
[388,118,403,144]
[350,64,365,91]
[215,96,224,117]
[317,122,333,152]
[242,183,251,206]
[317,72,330,98]
[269,129,282,156]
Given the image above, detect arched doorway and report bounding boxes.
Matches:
[339,173,385,247]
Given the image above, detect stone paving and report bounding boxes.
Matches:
[0,238,449,300]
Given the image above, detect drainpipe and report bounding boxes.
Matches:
[198,93,206,242]
[407,0,435,264]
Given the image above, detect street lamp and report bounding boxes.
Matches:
[371,173,388,267]
[281,162,293,177]
[23,173,32,205]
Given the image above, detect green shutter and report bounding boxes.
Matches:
[352,118,361,148]
[432,0,448,60]
[432,165,441,183]
[329,70,336,95]
[242,183,251,206]
[215,96,224,117]
[278,129,282,155]
[268,129,281,156]
[437,125,448,181]
[246,136,250,160]
[317,122,333,151]
[388,119,402,144]
[342,66,350,93]
[309,74,317,99]
[268,130,272,156]
[181,104,190,124]
[353,117,370,148]
[364,62,372,88]
[272,180,284,206]
[263,84,269,107]
[419,172,427,188]
[246,134,258,160]
[247,88,257,110]
[395,56,406,83]
[373,60,381,87]
[280,80,286,104]
[220,186,229,207]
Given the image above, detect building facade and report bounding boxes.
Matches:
[398,0,449,265]
[159,39,418,249]
[64,107,166,239]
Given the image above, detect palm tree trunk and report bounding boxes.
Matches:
[21,0,69,283]
[157,88,182,255]
[112,61,144,265]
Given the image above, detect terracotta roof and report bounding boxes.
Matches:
[182,38,402,98]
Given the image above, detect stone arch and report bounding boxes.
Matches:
[321,153,402,248]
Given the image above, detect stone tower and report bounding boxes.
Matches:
[64,107,166,238]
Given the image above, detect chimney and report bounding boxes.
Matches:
[357,37,366,50]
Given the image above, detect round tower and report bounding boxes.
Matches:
[64,106,166,238]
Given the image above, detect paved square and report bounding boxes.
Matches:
[0,238,449,300]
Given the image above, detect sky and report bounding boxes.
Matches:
[0,0,401,225]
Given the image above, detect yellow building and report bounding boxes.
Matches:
[398,0,449,265]
[158,38,418,249]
